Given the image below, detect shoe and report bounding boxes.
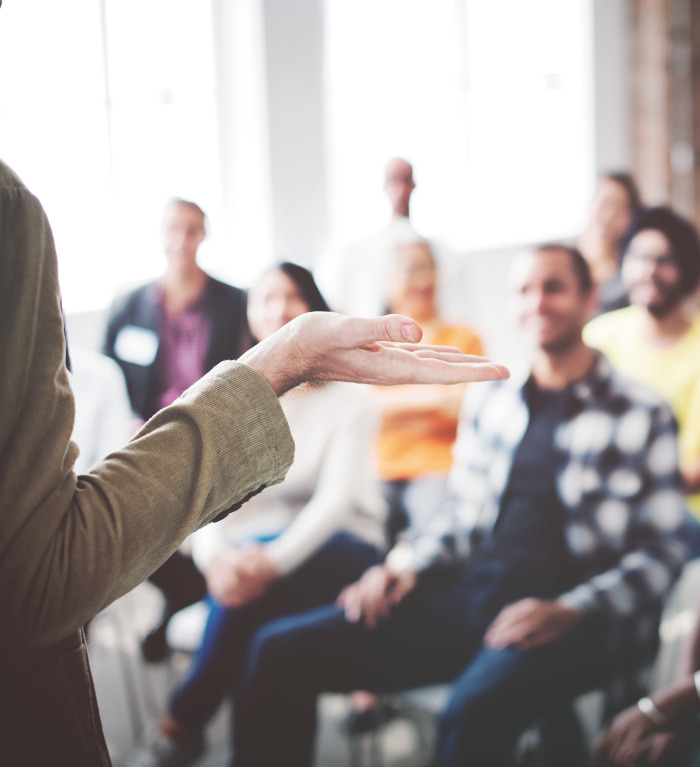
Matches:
[121,724,205,767]
[140,627,170,663]
[344,701,402,735]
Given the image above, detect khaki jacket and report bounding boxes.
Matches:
[0,160,294,765]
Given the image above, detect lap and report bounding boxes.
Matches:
[443,611,611,724]
[245,587,483,694]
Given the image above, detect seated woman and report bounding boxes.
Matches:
[125,262,387,767]
[373,239,484,540]
[578,171,643,315]
[347,239,483,732]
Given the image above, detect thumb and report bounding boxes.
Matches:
[370,314,423,344]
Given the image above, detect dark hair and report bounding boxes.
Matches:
[624,206,700,296]
[535,243,594,295]
[602,172,643,219]
[601,172,644,253]
[274,261,330,313]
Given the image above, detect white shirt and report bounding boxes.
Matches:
[191,382,387,574]
[69,348,134,474]
[318,216,417,317]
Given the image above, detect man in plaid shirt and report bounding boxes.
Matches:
[222,245,687,767]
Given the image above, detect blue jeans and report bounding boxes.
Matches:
[233,567,611,767]
[168,532,382,733]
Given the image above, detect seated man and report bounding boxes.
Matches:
[585,206,700,534]
[229,244,687,767]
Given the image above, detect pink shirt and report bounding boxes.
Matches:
[154,282,212,411]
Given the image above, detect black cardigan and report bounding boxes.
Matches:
[103,276,252,420]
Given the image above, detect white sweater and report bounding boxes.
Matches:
[191,382,387,574]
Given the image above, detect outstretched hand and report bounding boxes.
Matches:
[239,312,510,396]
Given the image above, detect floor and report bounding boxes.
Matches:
[89,582,433,767]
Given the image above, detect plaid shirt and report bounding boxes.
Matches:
[387,353,686,656]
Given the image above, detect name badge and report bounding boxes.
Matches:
[114,325,159,366]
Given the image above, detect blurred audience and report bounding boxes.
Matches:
[373,239,483,540]
[103,197,253,661]
[222,245,685,767]
[319,156,418,317]
[585,207,700,536]
[578,171,643,314]
[123,263,387,767]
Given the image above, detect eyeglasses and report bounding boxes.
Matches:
[625,251,678,269]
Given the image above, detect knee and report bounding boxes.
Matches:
[243,621,301,686]
[436,685,505,755]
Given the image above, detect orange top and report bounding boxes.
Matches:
[373,323,484,481]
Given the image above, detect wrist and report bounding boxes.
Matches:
[240,350,299,398]
[385,543,418,575]
[258,548,280,582]
[637,696,669,728]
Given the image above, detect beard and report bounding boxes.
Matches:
[630,279,685,318]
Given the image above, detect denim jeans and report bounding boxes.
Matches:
[232,567,611,767]
[168,532,382,732]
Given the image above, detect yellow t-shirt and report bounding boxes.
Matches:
[585,306,700,517]
[374,323,484,481]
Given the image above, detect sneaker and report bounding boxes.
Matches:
[344,700,402,735]
[121,724,205,767]
[140,627,170,663]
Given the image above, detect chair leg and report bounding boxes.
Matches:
[346,695,386,767]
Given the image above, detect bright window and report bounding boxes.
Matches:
[324,0,594,250]
[0,0,257,312]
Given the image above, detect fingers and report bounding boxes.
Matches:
[378,343,480,357]
[378,351,509,385]
[484,599,541,648]
[386,572,417,606]
[376,343,466,355]
[337,583,362,623]
[338,566,396,629]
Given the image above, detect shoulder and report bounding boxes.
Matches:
[584,306,637,344]
[108,281,157,316]
[207,276,246,303]
[0,161,49,232]
[686,317,700,347]
[588,356,676,428]
[0,160,30,195]
[435,322,484,354]
[461,375,521,425]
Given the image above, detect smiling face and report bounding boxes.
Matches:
[588,178,634,244]
[385,241,437,319]
[510,248,595,353]
[247,268,312,341]
[160,201,206,273]
[622,229,684,318]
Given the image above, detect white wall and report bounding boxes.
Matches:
[592,0,634,173]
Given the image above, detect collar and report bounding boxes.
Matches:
[511,350,612,404]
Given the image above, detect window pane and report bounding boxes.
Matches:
[323,0,594,250]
